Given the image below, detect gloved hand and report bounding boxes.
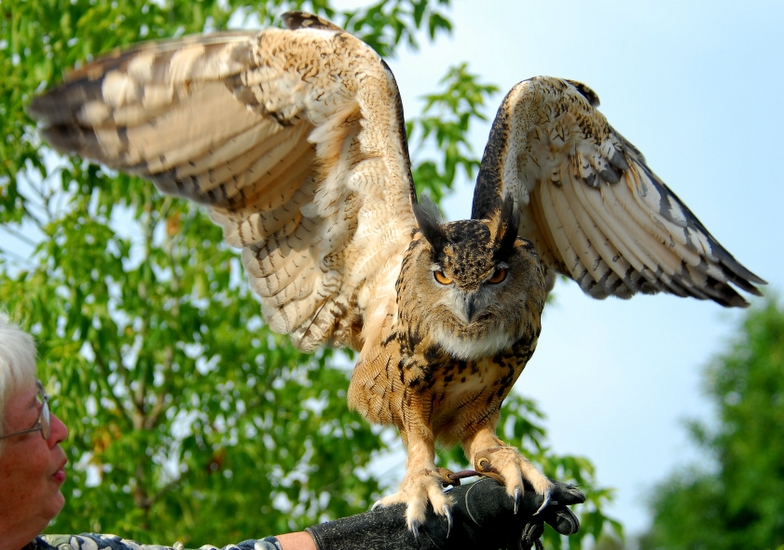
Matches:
[306,477,585,550]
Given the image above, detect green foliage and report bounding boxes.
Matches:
[337,0,452,57]
[641,296,784,550]
[1,0,614,547]
[407,63,498,202]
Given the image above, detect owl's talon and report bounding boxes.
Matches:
[411,520,421,541]
[444,505,453,538]
[371,500,383,511]
[534,489,552,516]
[513,487,522,514]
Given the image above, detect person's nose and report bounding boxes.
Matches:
[48,412,69,446]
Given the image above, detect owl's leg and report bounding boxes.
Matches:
[376,426,454,532]
[463,427,553,514]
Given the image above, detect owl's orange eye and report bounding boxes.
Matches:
[434,271,453,285]
[487,267,508,284]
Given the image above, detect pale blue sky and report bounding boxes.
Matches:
[375,0,783,535]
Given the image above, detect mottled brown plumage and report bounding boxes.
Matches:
[29,11,765,530]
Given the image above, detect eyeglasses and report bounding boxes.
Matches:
[0,380,51,441]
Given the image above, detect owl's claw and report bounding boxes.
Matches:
[513,487,522,514]
[534,489,552,516]
[444,505,453,538]
[410,520,421,542]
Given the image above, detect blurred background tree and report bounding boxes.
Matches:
[639,296,784,550]
[1,0,615,547]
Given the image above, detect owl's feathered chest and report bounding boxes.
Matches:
[393,326,540,445]
[346,302,541,441]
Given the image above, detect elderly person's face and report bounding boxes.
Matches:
[0,378,68,538]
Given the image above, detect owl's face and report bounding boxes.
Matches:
[399,198,547,361]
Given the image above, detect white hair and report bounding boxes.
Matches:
[0,313,38,438]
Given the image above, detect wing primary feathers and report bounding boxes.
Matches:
[632,159,766,288]
[537,178,584,282]
[559,173,639,297]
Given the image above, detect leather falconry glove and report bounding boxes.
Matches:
[306,477,585,550]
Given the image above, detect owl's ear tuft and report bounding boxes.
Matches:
[413,195,448,252]
[493,194,520,261]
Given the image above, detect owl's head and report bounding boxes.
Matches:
[400,196,547,361]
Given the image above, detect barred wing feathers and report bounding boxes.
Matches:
[472,76,765,307]
[30,13,418,351]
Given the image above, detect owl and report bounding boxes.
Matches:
[30,12,765,531]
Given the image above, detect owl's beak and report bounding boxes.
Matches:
[464,294,476,324]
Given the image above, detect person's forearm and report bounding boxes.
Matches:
[275,532,317,550]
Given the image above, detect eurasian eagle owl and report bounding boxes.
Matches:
[30,12,765,531]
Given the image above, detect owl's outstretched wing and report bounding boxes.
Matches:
[471,76,765,307]
[29,12,418,351]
